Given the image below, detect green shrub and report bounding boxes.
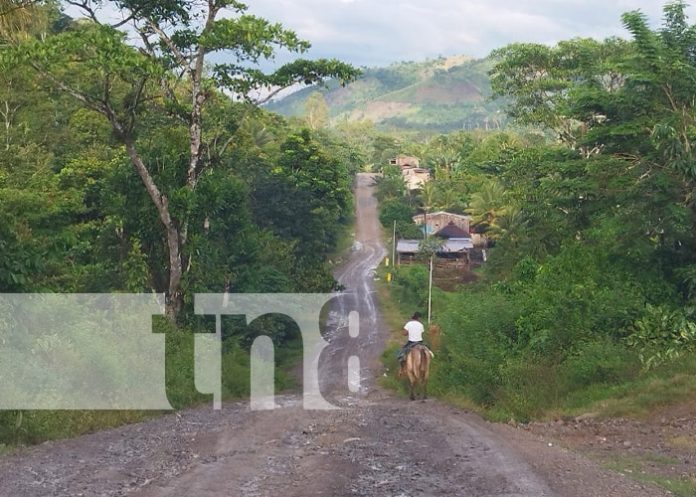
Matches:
[379,198,421,238]
[393,265,429,311]
[560,339,640,390]
[432,290,518,405]
[627,304,696,370]
[497,357,560,422]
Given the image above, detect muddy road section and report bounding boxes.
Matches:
[0,173,666,497]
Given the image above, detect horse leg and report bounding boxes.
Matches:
[422,378,428,400]
[409,380,415,401]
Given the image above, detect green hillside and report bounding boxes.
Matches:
[266,55,505,133]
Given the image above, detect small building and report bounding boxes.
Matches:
[435,221,470,239]
[413,211,470,236]
[396,238,473,266]
[390,155,420,169]
[388,155,430,191]
[402,167,431,191]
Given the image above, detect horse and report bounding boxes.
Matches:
[401,344,431,400]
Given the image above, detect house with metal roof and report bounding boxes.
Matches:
[413,211,470,235]
[396,237,473,265]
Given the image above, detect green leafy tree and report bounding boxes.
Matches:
[5,1,359,319]
[468,179,509,238]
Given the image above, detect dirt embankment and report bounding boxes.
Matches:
[523,401,696,495]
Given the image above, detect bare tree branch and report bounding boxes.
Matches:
[65,0,101,24]
[252,79,305,106]
[146,19,189,70]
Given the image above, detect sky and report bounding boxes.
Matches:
[243,0,696,67]
[64,1,696,68]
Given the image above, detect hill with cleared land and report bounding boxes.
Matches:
[266,55,505,133]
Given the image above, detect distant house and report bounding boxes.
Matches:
[390,155,421,169]
[396,238,473,265]
[402,167,431,191]
[389,155,430,191]
[413,211,470,236]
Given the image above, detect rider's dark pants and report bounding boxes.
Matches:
[398,340,422,363]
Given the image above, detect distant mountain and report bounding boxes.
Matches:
[266,55,505,133]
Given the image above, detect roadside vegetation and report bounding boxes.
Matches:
[377,1,696,426]
[0,0,359,445]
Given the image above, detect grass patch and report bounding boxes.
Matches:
[667,435,696,451]
[604,455,696,497]
[577,357,696,419]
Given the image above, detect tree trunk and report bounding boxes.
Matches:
[123,139,184,320]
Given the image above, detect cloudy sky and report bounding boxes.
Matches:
[242,0,695,67]
[64,1,696,68]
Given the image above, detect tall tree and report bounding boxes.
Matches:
[304,91,329,130]
[5,1,359,319]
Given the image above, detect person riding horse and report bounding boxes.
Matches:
[398,312,433,399]
[398,312,425,367]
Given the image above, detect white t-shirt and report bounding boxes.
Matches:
[404,320,425,342]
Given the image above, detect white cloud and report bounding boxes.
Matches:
[63,0,696,67]
[244,0,696,66]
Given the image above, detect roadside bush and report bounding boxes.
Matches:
[497,357,560,422]
[418,242,658,420]
[627,304,696,370]
[511,243,646,355]
[433,290,518,405]
[559,339,640,391]
[393,265,429,311]
[379,198,422,238]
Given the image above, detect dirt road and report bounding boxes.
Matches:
[0,174,668,496]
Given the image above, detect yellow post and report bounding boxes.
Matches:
[386,272,392,283]
[385,257,390,267]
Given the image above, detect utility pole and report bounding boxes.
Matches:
[392,220,397,268]
[428,254,434,325]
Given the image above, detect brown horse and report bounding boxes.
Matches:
[401,344,431,400]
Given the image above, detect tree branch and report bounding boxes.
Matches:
[29,62,106,114]
[251,79,305,106]
[146,19,189,70]
[126,75,148,133]
[65,0,101,24]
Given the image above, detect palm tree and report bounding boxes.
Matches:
[427,151,461,181]
[245,120,275,149]
[0,0,35,40]
[434,186,465,213]
[419,182,437,237]
[468,180,509,239]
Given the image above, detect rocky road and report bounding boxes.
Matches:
[0,174,668,497]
